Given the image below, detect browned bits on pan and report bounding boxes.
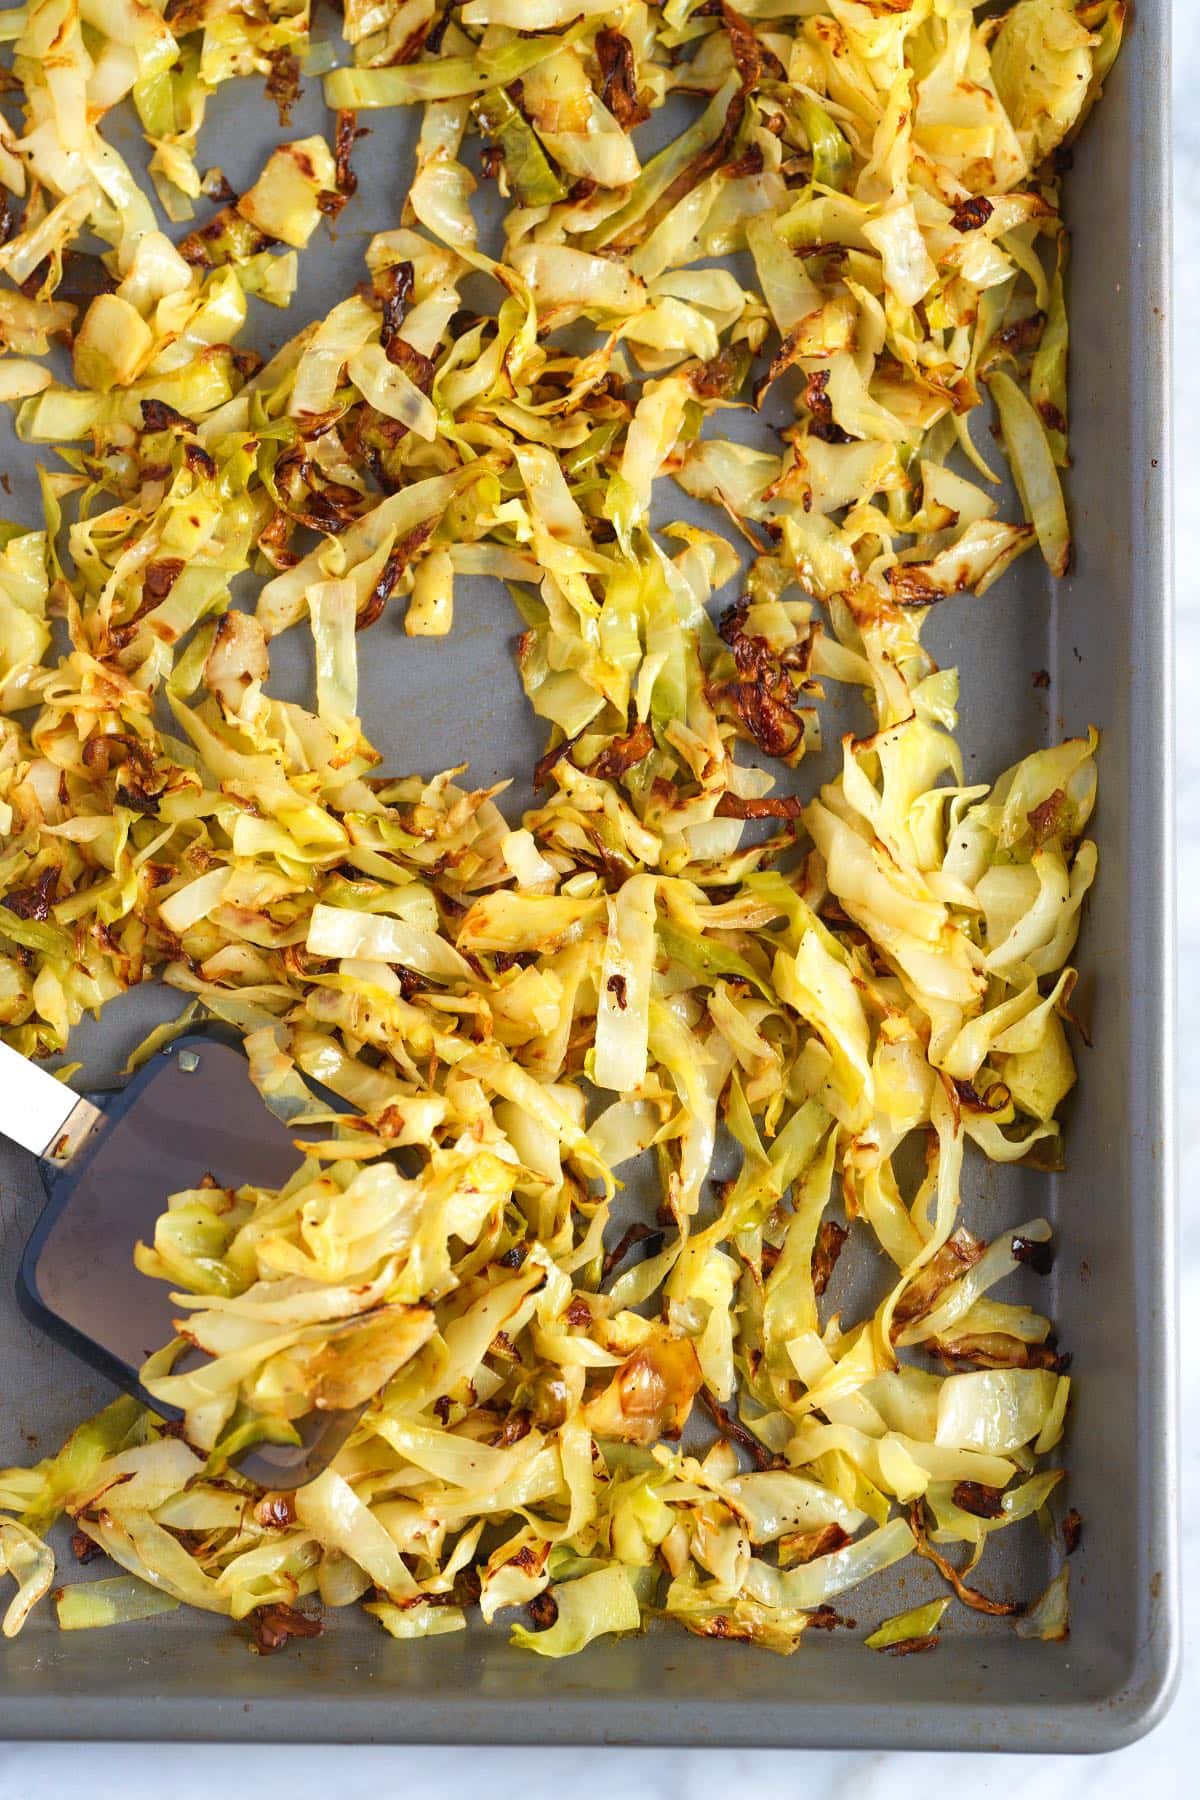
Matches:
[1011,1234,1055,1276]
[526,1591,558,1632]
[808,418,854,447]
[292,484,360,535]
[18,257,51,298]
[778,1523,850,1567]
[995,311,1046,355]
[492,1408,533,1448]
[714,794,802,819]
[379,259,415,352]
[247,1603,324,1655]
[177,208,275,268]
[253,507,300,568]
[2,869,58,922]
[405,1585,461,1609]
[453,1566,482,1609]
[882,1632,940,1657]
[142,559,185,604]
[184,442,217,481]
[688,343,751,400]
[1062,1509,1083,1555]
[335,110,364,201]
[722,144,764,182]
[355,522,437,631]
[394,12,436,64]
[800,370,854,445]
[952,1481,1006,1520]
[720,4,764,89]
[759,323,838,419]
[264,47,301,128]
[601,1222,664,1282]
[951,195,994,232]
[595,29,650,130]
[70,1530,103,1566]
[698,1385,778,1472]
[492,949,537,973]
[803,368,833,423]
[587,714,655,781]
[806,1605,856,1631]
[232,348,264,381]
[253,1493,298,1530]
[935,1338,1071,1374]
[885,565,955,607]
[140,399,194,434]
[533,724,586,791]
[892,1230,986,1331]
[952,1078,1008,1117]
[40,250,117,306]
[710,600,808,762]
[114,779,161,817]
[908,1503,1025,1616]
[386,335,437,390]
[812,1220,848,1297]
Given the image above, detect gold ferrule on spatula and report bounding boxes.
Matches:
[0,1039,104,1166]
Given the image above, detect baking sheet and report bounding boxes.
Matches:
[0,0,1177,1751]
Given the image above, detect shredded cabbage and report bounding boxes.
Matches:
[864,1597,950,1652]
[0,0,1120,1660]
[55,1573,181,1631]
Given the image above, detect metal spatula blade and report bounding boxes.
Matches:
[8,1030,361,1489]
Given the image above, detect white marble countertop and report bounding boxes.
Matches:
[1,10,1195,1795]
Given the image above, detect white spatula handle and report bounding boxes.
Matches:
[0,1038,104,1163]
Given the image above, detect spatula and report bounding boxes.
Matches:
[3,1029,361,1488]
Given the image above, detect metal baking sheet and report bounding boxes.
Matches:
[0,0,1177,1751]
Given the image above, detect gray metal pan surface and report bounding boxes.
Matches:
[0,0,1177,1751]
